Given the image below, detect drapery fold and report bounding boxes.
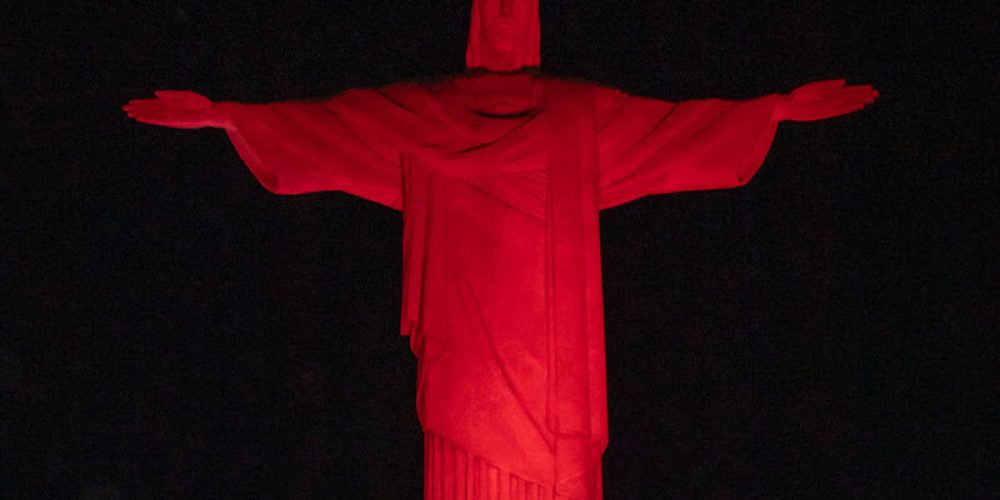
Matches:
[543,80,603,499]
[595,89,781,208]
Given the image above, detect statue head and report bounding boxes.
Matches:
[466,0,541,72]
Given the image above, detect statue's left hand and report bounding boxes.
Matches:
[774,80,878,122]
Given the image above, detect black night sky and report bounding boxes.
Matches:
[3,1,995,498]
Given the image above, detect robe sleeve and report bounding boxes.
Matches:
[218,88,405,210]
[594,87,782,209]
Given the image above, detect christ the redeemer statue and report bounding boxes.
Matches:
[124,0,877,498]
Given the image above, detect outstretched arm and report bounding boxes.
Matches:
[123,88,406,209]
[595,80,878,209]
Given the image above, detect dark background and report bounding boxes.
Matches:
[3,1,995,498]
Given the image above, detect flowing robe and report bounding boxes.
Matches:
[220,74,779,499]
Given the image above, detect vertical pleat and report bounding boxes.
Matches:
[593,462,604,498]
[424,436,437,500]
[424,431,563,499]
[436,433,446,498]
[526,483,537,500]
[539,485,553,500]
[456,443,469,500]
[486,465,499,499]
[498,469,509,499]
[425,432,433,499]
[473,456,483,500]
[510,476,522,499]
[442,434,455,500]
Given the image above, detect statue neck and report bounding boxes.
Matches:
[455,72,542,116]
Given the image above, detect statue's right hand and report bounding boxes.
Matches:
[122,90,229,129]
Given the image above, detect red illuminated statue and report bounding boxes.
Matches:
[124,1,877,498]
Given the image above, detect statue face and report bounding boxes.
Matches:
[466,0,540,72]
[482,0,529,54]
